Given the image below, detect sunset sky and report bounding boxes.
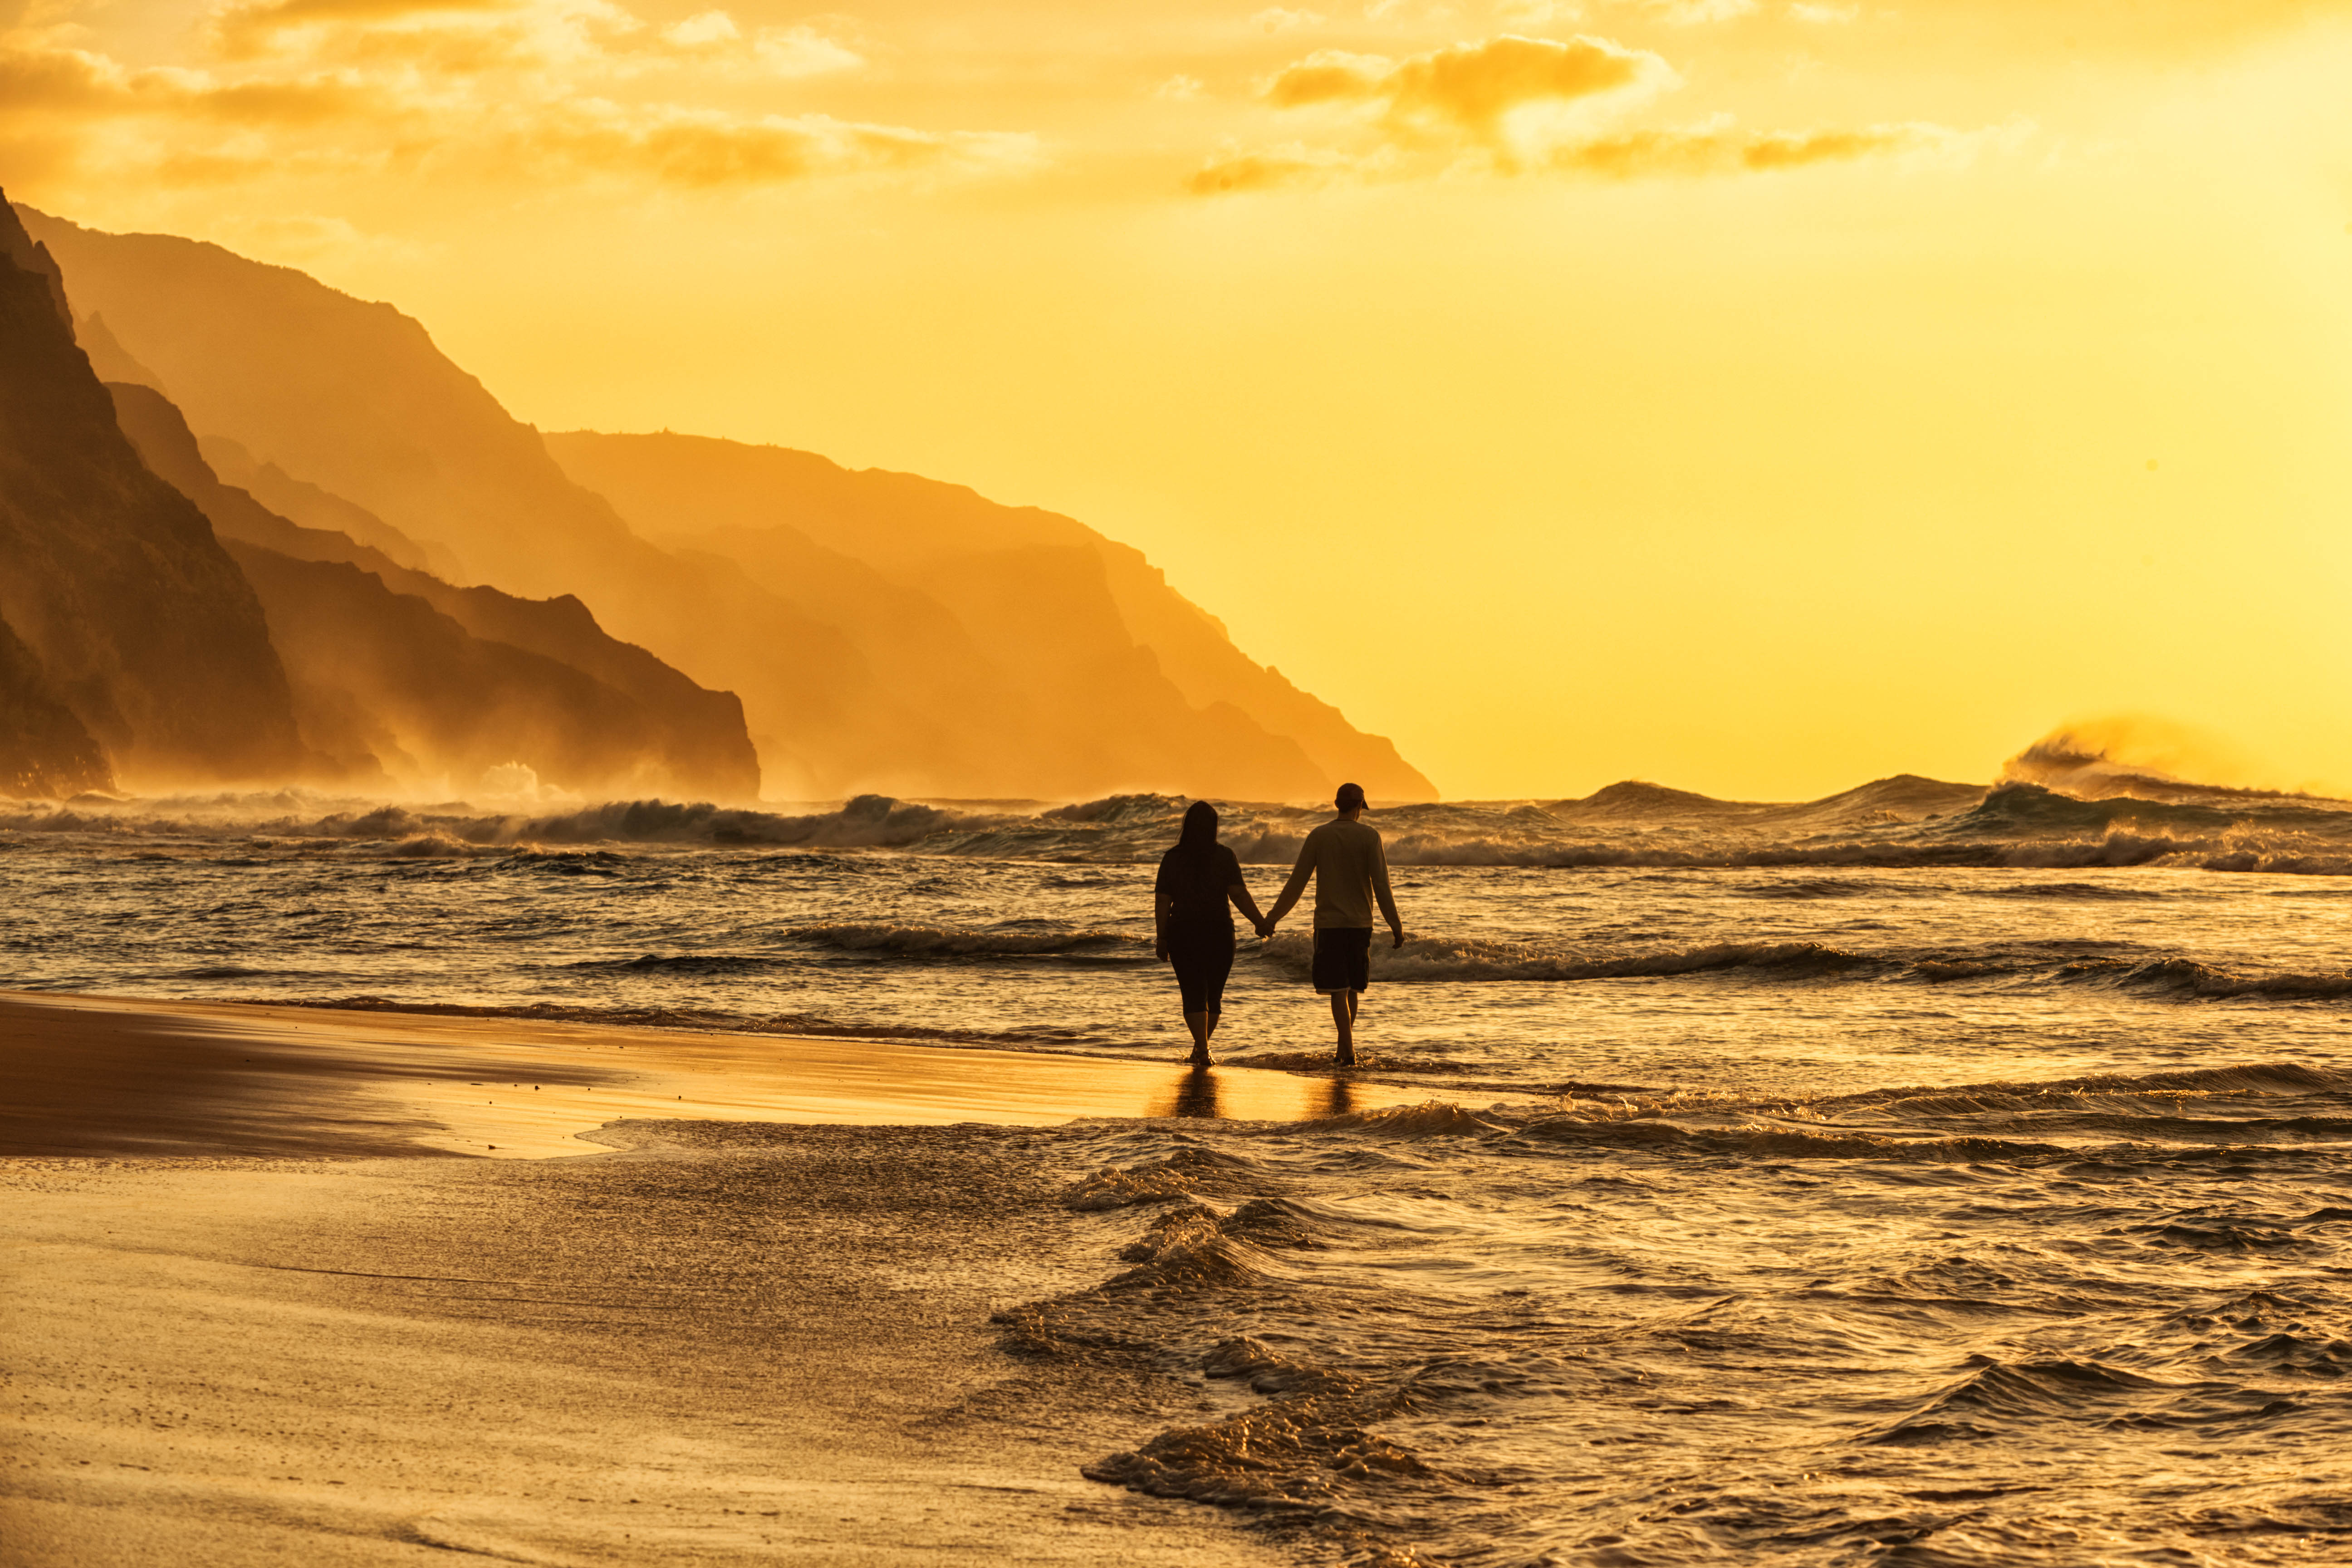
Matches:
[7,0,2351,800]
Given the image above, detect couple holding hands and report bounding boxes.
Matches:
[1152,783,1407,1068]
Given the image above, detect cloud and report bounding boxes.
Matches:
[662,10,736,46]
[1183,120,1944,192]
[199,0,861,78]
[1639,0,1757,22]
[1551,120,1957,175]
[0,1,1012,196]
[1183,142,1367,194]
[1787,2,1859,21]
[1262,51,1389,108]
[216,0,511,37]
[204,0,600,63]
[1254,7,1326,31]
[520,103,1037,186]
[1266,34,1672,144]
[1191,29,1979,193]
[748,25,862,78]
[0,33,371,123]
[1494,0,1582,22]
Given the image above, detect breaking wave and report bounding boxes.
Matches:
[1260,932,1875,985]
[2056,958,2352,1001]
[784,923,1149,958]
[9,763,2352,875]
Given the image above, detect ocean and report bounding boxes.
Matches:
[6,777,2351,1563]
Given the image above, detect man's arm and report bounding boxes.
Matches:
[1372,838,1404,946]
[1262,837,1317,929]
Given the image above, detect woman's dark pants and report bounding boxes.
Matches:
[1168,926,1236,1014]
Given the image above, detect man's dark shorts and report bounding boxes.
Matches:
[1312,926,1373,995]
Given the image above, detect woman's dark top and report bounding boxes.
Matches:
[1156,843,1243,935]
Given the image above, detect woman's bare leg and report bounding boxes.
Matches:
[1185,1010,1213,1062]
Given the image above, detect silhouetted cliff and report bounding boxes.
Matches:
[20,202,1437,802]
[107,382,412,578]
[226,542,750,798]
[108,382,762,799]
[0,193,309,794]
[549,431,1438,801]
[0,615,112,798]
[201,434,444,574]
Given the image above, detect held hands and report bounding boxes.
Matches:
[1254,917,1276,941]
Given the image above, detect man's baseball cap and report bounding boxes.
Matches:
[1336,782,1367,810]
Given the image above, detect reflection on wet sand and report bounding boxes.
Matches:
[1168,1066,1220,1119]
[1321,1076,1357,1118]
[1151,1064,1362,1121]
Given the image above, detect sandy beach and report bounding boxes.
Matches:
[0,990,1418,1566]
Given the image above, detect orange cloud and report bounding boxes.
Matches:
[520,105,1036,187]
[0,1,1017,195]
[216,0,510,34]
[1554,122,1957,176]
[1191,28,1978,193]
[1267,34,1671,142]
[0,33,369,122]
[1183,143,1362,195]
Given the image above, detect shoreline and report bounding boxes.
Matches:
[0,989,1432,1566]
[0,988,1431,1159]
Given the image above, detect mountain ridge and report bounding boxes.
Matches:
[548,429,1437,801]
[0,192,314,792]
[17,201,1436,803]
[104,379,763,799]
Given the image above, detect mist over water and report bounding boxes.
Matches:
[6,778,2351,1564]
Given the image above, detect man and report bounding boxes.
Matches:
[1260,782,1406,1066]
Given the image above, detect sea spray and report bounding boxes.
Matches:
[11,771,2352,872]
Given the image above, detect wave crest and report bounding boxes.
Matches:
[787,923,1147,957]
[12,762,2352,874]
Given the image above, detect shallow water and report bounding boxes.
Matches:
[6,791,2352,1563]
[1019,1070,2352,1565]
[3,815,2349,1095]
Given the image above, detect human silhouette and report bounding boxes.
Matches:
[1154,800,1270,1066]
[1261,782,1406,1066]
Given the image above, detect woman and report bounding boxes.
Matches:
[1154,800,1269,1067]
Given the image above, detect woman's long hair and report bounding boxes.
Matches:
[1176,799,1219,854]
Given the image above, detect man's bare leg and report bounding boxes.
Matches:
[1330,990,1359,1066]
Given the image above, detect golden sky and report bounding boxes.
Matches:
[8,0,2352,799]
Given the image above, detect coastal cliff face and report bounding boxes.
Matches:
[224,542,740,797]
[0,616,112,798]
[546,431,1438,802]
[106,381,763,800]
[20,202,1438,803]
[0,196,310,793]
[198,435,446,576]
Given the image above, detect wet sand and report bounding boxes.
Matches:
[0,990,1417,1158]
[0,990,1409,1566]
